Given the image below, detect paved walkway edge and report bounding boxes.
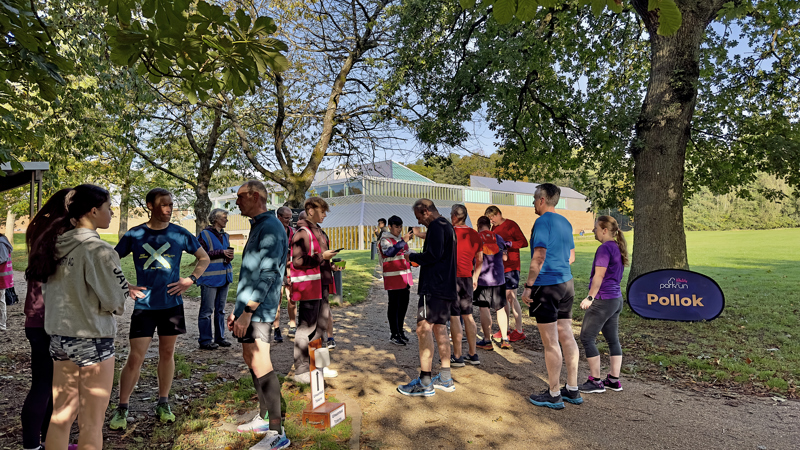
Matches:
[337,390,362,450]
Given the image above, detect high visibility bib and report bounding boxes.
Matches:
[379,237,413,290]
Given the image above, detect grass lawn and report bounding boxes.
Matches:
[10,234,377,306]
[519,228,800,396]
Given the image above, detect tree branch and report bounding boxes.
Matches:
[128,144,197,188]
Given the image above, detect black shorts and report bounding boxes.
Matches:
[130,304,187,339]
[237,321,274,344]
[474,285,507,310]
[504,270,520,290]
[528,279,575,324]
[417,294,452,325]
[452,277,474,316]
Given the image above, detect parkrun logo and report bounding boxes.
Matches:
[627,269,725,322]
[659,277,688,290]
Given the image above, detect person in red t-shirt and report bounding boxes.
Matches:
[485,206,528,342]
[449,204,483,366]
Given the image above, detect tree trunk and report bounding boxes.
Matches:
[628,0,724,283]
[5,211,15,245]
[118,179,132,240]
[283,179,311,208]
[194,176,212,235]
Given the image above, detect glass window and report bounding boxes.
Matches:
[329,184,345,197]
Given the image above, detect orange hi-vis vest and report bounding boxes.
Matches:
[379,237,413,290]
[290,226,323,301]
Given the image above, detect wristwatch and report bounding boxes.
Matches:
[189,274,198,284]
[244,304,255,314]
[524,284,535,289]
[586,295,594,301]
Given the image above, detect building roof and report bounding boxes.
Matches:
[0,161,49,193]
[469,176,586,200]
[312,160,434,186]
[322,196,471,228]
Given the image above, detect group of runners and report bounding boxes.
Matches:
[19,181,348,450]
[383,183,628,410]
[16,179,627,450]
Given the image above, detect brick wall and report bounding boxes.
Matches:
[463,203,595,236]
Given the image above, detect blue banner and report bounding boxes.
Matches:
[626,269,725,322]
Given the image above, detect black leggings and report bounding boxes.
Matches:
[21,327,53,448]
[580,296,623,358]
[387,287,410,337]
[293,287,331,374]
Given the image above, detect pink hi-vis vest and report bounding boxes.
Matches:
[289,226,327,301]
[0,260,13,290]
[379,237,413,290]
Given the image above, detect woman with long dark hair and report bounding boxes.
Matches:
[578,215,629,394]
[28,184,142,450]
[22,188,70,450]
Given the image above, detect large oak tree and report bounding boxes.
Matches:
[385,0,800,281]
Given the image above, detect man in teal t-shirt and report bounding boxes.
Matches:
[109,189,210,430]
[520,183,581,410]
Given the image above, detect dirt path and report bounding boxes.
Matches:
[1,269,798,449]
[324,269,800,450]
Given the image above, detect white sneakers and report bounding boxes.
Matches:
[237,413,270,433]
[249,427,290,450]
[293,367,338,384]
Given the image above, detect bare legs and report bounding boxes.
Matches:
[479,306,509,341]
[417,320,451,372]
[46,357,115,450]
[118,335,178,404]
[537,319,579,391]
[450,315,477,358]
[588,355,622,378]
[506,289,523,333]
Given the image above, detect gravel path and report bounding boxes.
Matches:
[324,269,800,450]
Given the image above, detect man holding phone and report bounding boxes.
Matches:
[290,197,340,383]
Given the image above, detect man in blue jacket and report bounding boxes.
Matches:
[397,199,458,397]
[228,180,290,450]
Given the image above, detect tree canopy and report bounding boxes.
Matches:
[1,0,288,166]
[384,0,800,279]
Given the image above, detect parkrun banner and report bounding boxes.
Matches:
[626,269,725,322]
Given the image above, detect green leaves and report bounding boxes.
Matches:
[648,0,682,36]
[459,0,681,36]
[493,0,517,24]
[102,0,288,103]
[0,0,74,163]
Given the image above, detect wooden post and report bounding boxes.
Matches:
[301,338,346,430]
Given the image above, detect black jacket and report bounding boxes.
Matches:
[409,216,457,300]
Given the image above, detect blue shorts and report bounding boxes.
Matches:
[504,270,520,290]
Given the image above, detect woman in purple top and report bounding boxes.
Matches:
[578,215,628,394]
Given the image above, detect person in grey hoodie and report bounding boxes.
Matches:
[26,184,143,450]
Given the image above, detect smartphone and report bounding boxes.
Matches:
[332,247,345,252]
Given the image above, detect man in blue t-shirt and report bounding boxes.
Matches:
[109,188,210,430]
[520,183,582,410]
